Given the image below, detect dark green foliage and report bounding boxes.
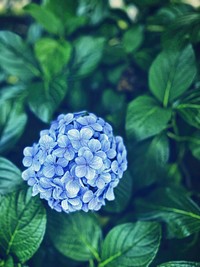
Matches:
[0,0,200,267]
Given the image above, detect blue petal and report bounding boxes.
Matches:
[82,190,94,203]
[83,150,93,162]
[111,160,118,174]
[64,149,75,161]
[91,123,102,131]
[66,180,80,198]
[85,167,95,180]
[88,139,101,152]
[61,199,69,211]
[75,165,87,178]
[57,157,69,167]
[53,147,65,157]
[23,147,33,157]
[80,127,93,140]
[88,198,98,210]
[96,178,105,189]
[90,156,103,170]
[57,135,68,147]
[75,156,86,165]
[68,129,80,141]
[22,157,32,167]
[106,186,115,201]
[55,165,64,176]
[107,149,116,159]
[43,165,55,178]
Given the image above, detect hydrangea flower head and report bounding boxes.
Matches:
[22,111,128,213]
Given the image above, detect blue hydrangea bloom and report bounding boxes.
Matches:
[22,111,128,213]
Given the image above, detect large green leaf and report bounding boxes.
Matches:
[0,157,22,195]
[104,171,133,213]
[126,95,171,141]
[130,134,169,191]
[149,45,196,107]
[0,31,39,80]
[158,261,200,267]
[72,36,105,77]
[0,99,27,154]
[99,222,161,267]
[0,189,46,263]
[34,38,71,79]
[135,187,200,238]
[28,77,67,123]
[24,4,64,35]
[48,212,102,262]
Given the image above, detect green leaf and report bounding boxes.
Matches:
[99,222,161,267]
[0,189,46,263]
[135,187,200,238]
[48,212,102,262]
[126,95,171,141]
[24,4,64,35]
[158,261,200,267]
[0,157,22,195]
[130,134,169,191]
[149,45,196,107]
[0,256,14,267]
[189,131,200,160]
[0,99,27,154]
[122,26,143,53]
[0,31,39,80]
[176,89,200,129]
[72,36,105,77]
[34,38,71,79]
[177,104,200,129]
[104,171,133,213]
[28,77,67,123]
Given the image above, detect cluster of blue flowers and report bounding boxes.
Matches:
[22,111,127,212]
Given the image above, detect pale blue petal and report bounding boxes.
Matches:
[57,157,69,167]
[23,147,33,157]
[57,135,68,147]
[96,178,105,189]
[88,198,98,210]
[83,150,93,162]
[64,149,74,161]
[68,129,80,141]
[91,123,102,131]
[82,190,93,203]
[85,167,95,180]
[107,149,116,159]
[53,147,65,157]
[43,165,55,178]
[111,160,118,174]
[88,139,101,152]
[55,165,64,176]
[75,165,87,178]
[75,156,86,165]
[90,156,103,170]
[32,160,41,171]
[66,180,80,198]
[80,127,93,140]
[22,157,32,167]
[61,199,69,211]
[106,186,115,200]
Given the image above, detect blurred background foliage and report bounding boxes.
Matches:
[0,0,200,267]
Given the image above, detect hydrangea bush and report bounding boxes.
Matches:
[22,111,127,212]
[1,1,200,267]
